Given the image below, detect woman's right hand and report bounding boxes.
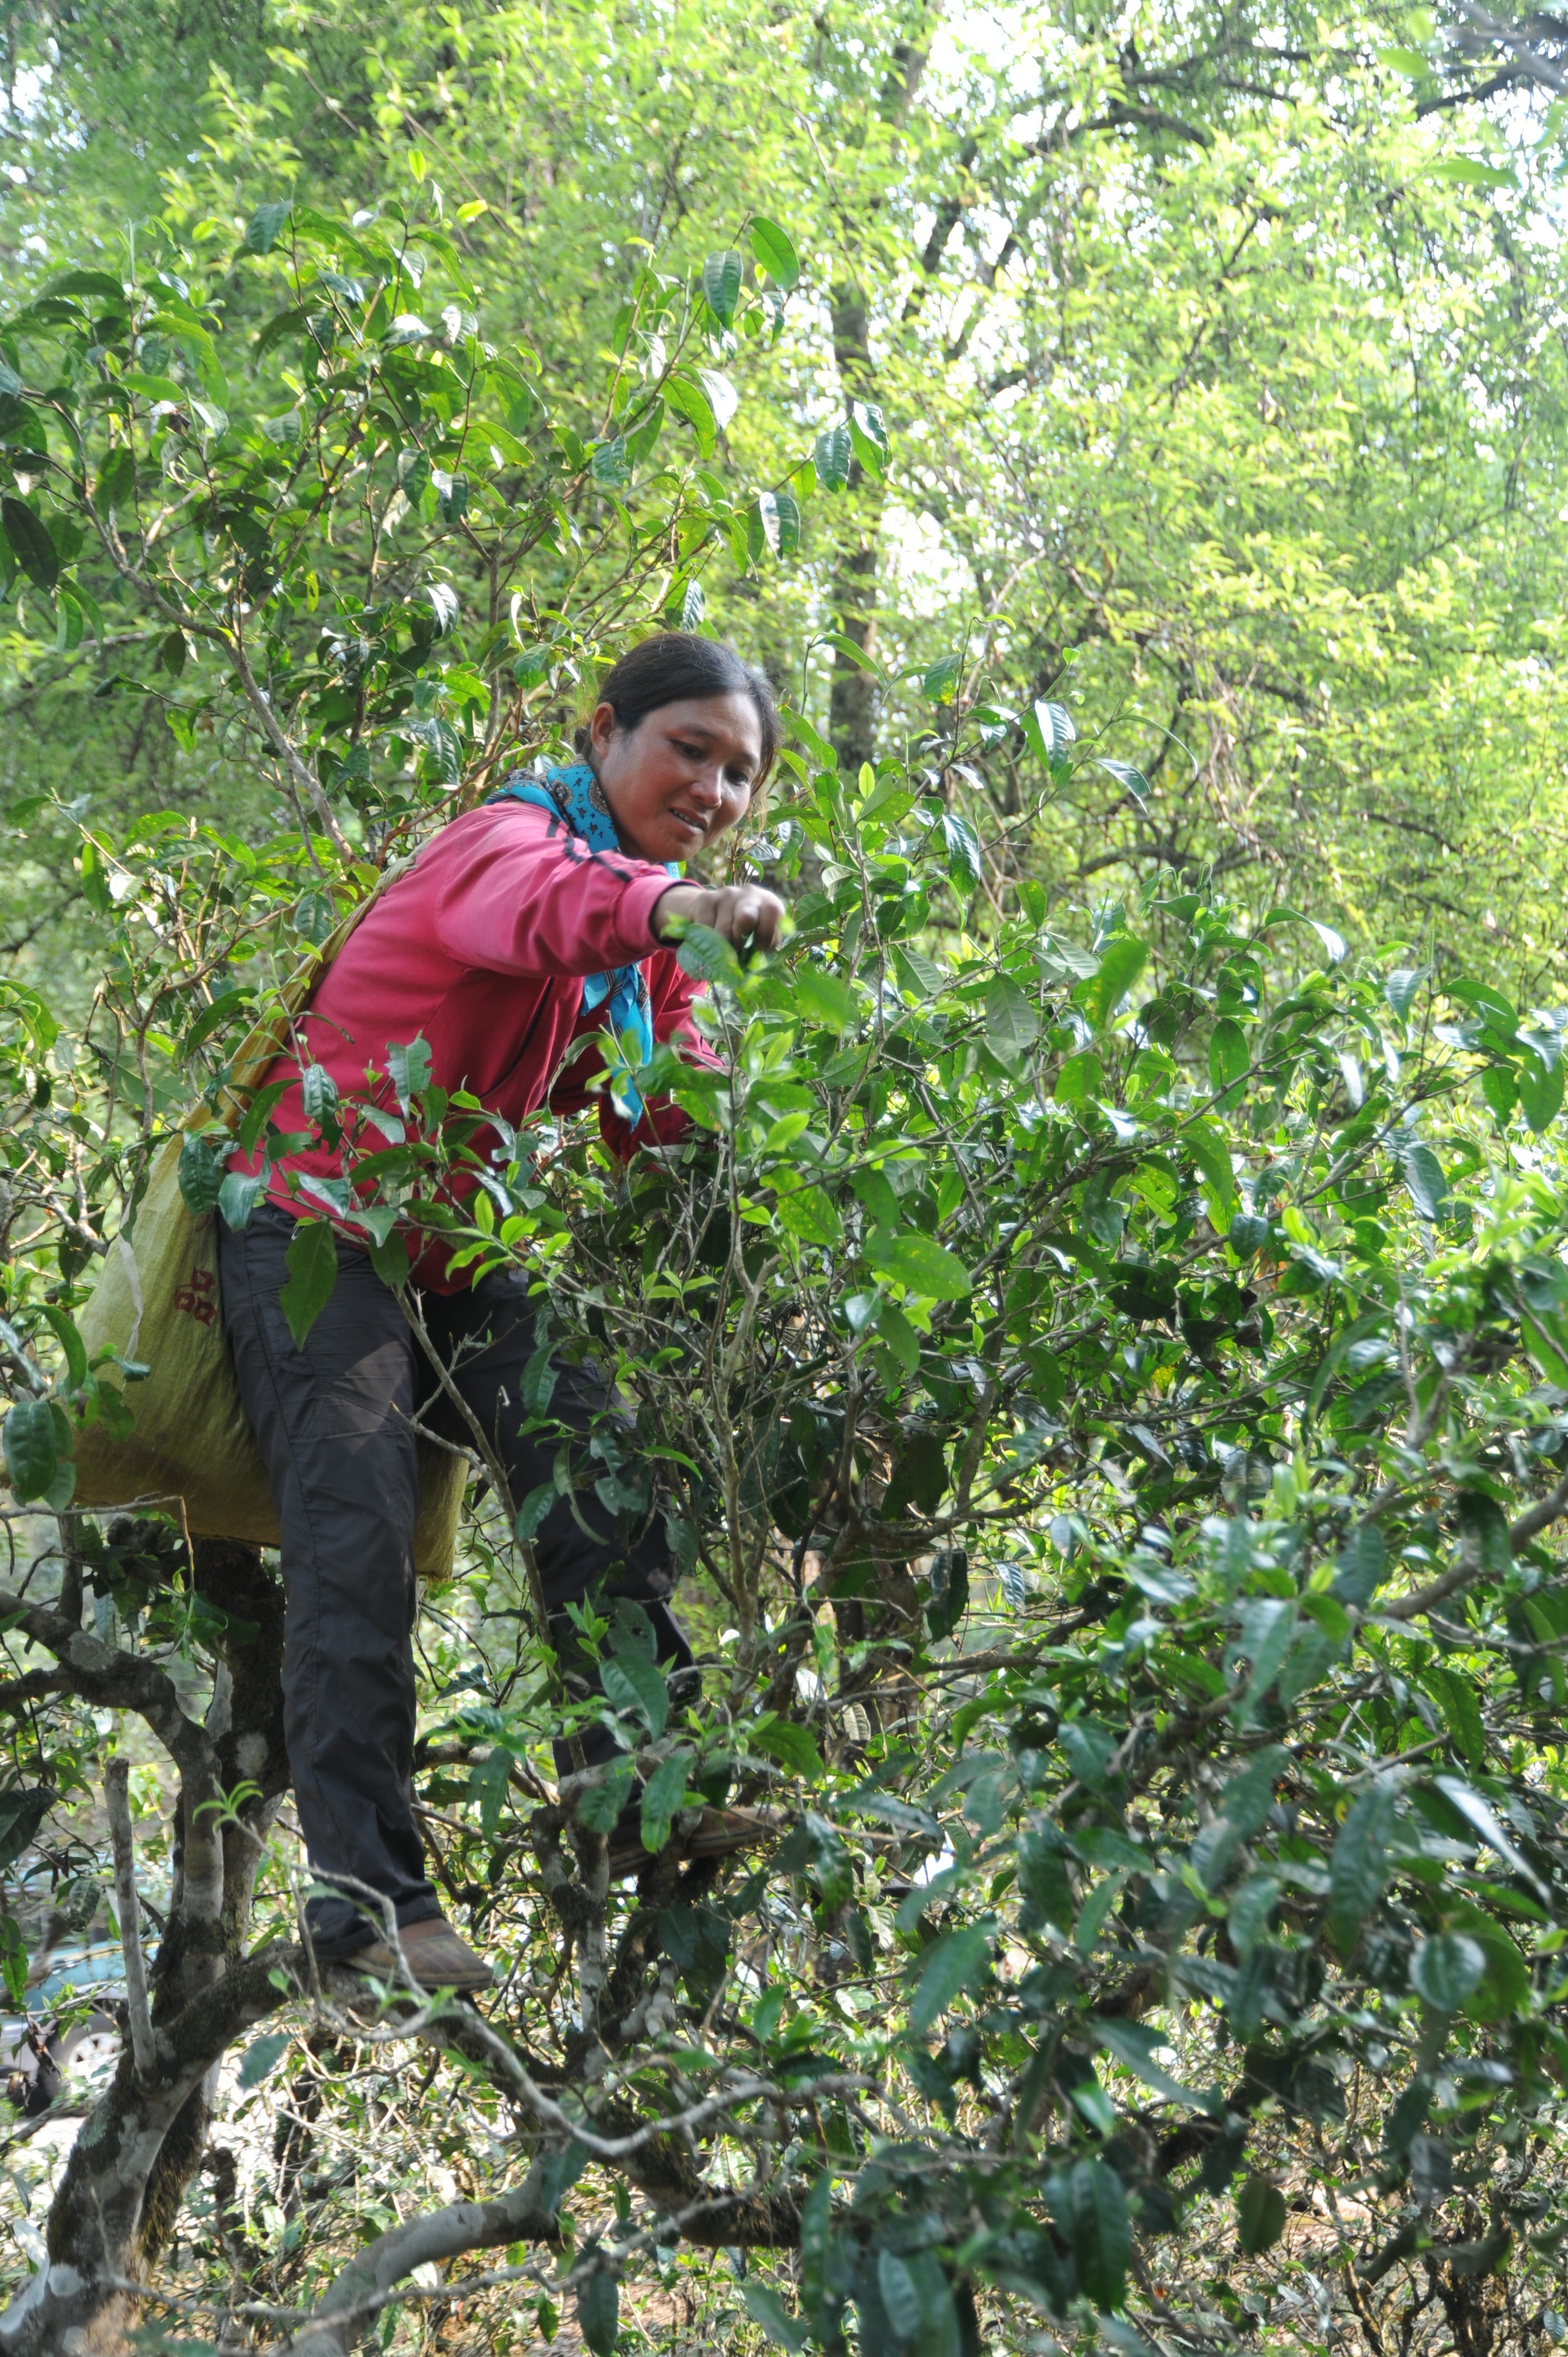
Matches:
[653,881,786,957]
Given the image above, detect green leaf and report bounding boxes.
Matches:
[878,2252,922,2342]
[741,2284,807,2353]
[301,1062,341,1141]
[1327,1778,1398,1955]
[279,1219,338,1351]
[941,812,984,892]
[386,1036,432,1113]
[471,1746,513,1838]
[909,1921,991,2034]
[664,374,718,456]
[814,423,852,489]
[674,923,744,988]
[1094,2017,1203,2110]
[775,1185,843,1248]
[1020,699,1076,763]
[48,268,128,306]
[575,1756,635,1836]
[639,1749,692,1852]
[178,1133,225,1217]
[577,2268,619,2357]
[238,2031,290,2090]
[868,1231,972,1300]
[1425,1666,1484,1769]
[921,651,962,703]
[749,217,801,290]
[1,497,58,591]
[1236,2174,1287,2256]
[3,1398,57,1503]
[750,1715,825,1781]
[94,447,136,515]
[600,1650,669,1740]
[1060,2159,1129,2309]
[1075,936,1148,1033]
[702,249,744,326]
[794,968,857,1031]
[1209,1017,1250,1093]
[1411,1932,1487,2013]
[0,1788,54,1871]
[1519,1053,1565,1134]
[1433,156,1516,189]
[984,974,1040,1062]
[246,200,292,253]
[38,1305,88,1390]
[1400,1141,1448,1221]
[1481,1064,1517,1125]
[849,398,890,474]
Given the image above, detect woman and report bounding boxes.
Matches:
[219,633,786,1994]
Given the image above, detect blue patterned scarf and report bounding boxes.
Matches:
[489,761,678,1123]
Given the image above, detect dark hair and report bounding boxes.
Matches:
[575,631,782,789]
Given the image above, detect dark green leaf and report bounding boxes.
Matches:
[1209,1017,1250,1093]
[0,1788,54,1872]
[749,1715,825,1781]
[869,1231,972,1300]
[386,1036,432,1113]
[984,975,1040,1062]
[3,1398,58,1503]
[702,249,744,326]
[600,1650,669,1740]
[1327,1778,1398,1955]
[749,217,801,290]
[909,1922,991,2034]
[941,812,983,892]
[575,1757,635,1836]
[178,1133,225,1217]
[878,2252,922,2342]
[1060,2159,1129,2309]
[279,1219,338,1351]
[795,968,856,1031]
[1075,936,1148,1033]
[742,2284,808,2353]
[1236,2174,1286,2255]
[814,424,852,489]
[238,2031,290,2090]
[577,2268,619,2357]
[246,200,292,254]
[1,497,59,591]
[1400,1141,1448,1220]
[1411,1932,1486,2013]
[639,1749,692,1852]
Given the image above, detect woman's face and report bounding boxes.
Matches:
[589,691,764,866]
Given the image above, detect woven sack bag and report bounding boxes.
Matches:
[69,881,467,1579]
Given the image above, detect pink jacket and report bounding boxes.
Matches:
[229,800,711,1291]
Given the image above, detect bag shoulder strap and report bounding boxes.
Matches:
[202,854,417,1136]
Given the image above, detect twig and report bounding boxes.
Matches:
[104,1759,156,2078]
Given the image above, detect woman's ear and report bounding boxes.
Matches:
[586,700,618,762]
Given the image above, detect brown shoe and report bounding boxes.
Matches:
[607,1805,784,1879]
[350,1916,493,1996]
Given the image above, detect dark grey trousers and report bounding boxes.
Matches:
[217,1205,687,1956]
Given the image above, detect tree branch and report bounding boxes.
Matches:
[105,1759,156,2079]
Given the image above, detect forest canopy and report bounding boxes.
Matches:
[2,4,1568,2356]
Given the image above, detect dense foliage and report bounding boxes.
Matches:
[2,3,1568,2354]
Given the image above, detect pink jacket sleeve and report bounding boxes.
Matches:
[434,803,673,977]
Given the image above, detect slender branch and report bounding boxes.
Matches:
[1379,1467,1568,1623]
[1448,0,1568,91]
[104,1759,156,2078]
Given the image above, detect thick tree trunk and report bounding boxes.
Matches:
[0,1541,291,2355]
